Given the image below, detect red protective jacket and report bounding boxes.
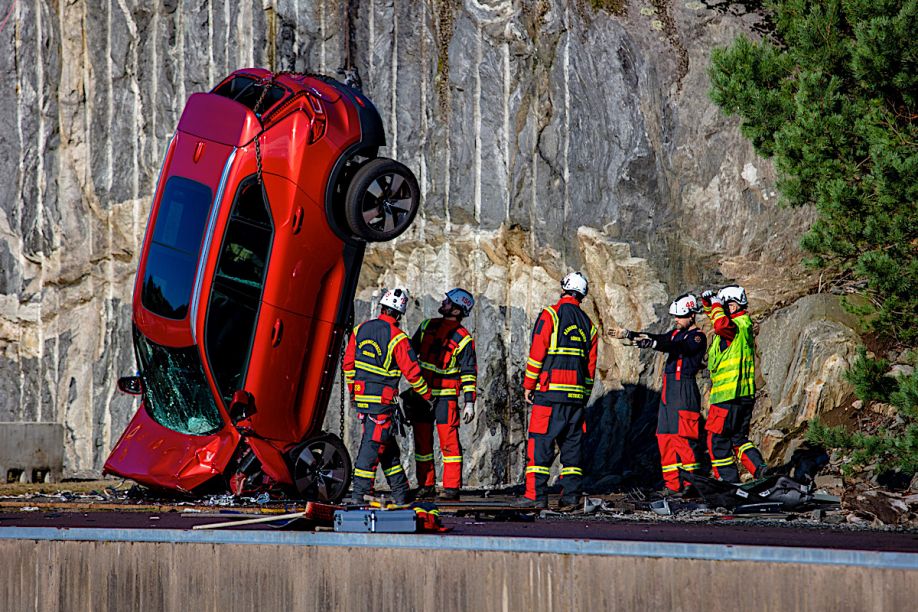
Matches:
[524,295,598,404]
[411,318,478,404]
[343,313,430,413]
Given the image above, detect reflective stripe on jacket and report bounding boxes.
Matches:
[524,296,597,404]
[706,311,755,403]
[343,313,430,412]
[412,318,478,403]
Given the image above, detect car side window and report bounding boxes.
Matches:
[205,177,274,403]
[141,177,213,320]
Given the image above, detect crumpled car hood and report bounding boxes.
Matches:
[104,402,240,492]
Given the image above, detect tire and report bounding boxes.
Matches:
[291,433,352,502]
[344,157,420,241]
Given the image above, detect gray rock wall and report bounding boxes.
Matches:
[0,0,856,484]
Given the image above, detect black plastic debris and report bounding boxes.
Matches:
[681,470,840,512]
[767,444,830,485]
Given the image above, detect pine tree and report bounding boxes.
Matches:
[710,0,918,476]
[710,0,917,343]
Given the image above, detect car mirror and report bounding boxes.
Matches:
[117,376,143,395]
[229,390,255,424]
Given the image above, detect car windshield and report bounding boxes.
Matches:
[134,326,224,436]
[142,176,213,319]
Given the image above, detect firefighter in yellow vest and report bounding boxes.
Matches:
[701,284,768,482]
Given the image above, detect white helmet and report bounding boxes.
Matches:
[717,284,747,306]
[380,287,410,314]
[669,293,701,316]
[445,288,475,316]
[561,272,589,297]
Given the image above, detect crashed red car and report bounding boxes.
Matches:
[104,69,420,500]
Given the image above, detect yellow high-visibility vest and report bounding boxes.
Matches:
[708,313,755,403]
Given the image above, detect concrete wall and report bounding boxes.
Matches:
[0,535,915,611]
[0,422,64,483]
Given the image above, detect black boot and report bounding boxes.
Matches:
[342,490,370,505]
[390,486,413,508]
[556,495,581,512]
[414,485,437,499]
[438,488,460,501]
[512,496,548,509]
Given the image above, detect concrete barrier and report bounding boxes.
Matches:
[0,422,64,483]
[0,528,915,611]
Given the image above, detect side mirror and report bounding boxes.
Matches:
[229,390,255,424]
[117,376,143,395]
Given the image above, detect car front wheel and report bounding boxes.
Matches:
[344,157,420,241]
[291,433,352,502]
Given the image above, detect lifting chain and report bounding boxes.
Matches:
[250,70,321,186]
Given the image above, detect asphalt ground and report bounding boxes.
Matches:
[2,509,917,553]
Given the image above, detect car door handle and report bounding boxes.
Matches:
[270,319,284,347]
[291,206,304,234]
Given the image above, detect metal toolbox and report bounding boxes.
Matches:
[333,509,418,533]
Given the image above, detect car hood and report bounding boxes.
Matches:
[104,402,240,493]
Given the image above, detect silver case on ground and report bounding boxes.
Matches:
[333,509,418,533]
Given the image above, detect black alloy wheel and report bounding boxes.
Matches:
[344,157,420,241]
[292,433,352,502]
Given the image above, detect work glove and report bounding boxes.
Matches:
[636,337,657,349]
[701,290,716,306]
[611,328,637,340]
[462,402,475,424]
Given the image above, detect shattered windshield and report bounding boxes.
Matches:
[134,327,224,436]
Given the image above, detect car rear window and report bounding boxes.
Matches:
[205,178,273,402]
[134,326,223,436]
[213,75,286,116]
[142,177,213,320]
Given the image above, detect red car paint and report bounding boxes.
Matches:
[104,70,391,495]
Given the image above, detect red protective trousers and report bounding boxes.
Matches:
[524,403,584,502]
[656,375,704,492]
[657,433,702,492]
[413,398,463,489]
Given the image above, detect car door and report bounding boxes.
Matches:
[258,171,345,320]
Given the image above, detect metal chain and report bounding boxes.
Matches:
[250,70,318,185]
[251,75,271,185]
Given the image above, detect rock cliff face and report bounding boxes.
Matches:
[0,0,858,484]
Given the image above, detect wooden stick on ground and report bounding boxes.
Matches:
[191,511,307,530]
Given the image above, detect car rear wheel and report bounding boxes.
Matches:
[292,433,352,502]
[344,157,420,241]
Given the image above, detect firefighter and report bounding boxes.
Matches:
[410,288,478,501]
[342,287,431,505]
[614,293,707,494]
[516,272,598,511]
[700,284,768,482]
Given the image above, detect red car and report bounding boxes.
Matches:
[104,69,420,500]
